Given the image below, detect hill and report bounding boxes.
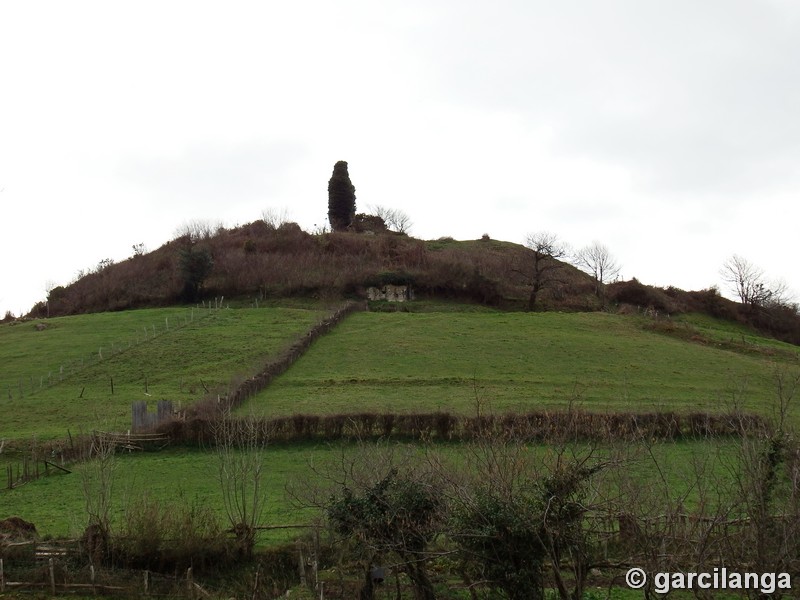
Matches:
[29,223,598,316]
[23,219,800,346]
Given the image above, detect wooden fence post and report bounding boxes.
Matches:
[1,557,5,592]
[91,564,96,595]
[297,543,307,586]
[49,557,56,595]
[143,570,149,596]
[186,567,193,599]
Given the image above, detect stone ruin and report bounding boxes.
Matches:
[366,284,414,302]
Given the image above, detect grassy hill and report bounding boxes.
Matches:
[2,299,799,598]
[2,303,796,446]
[0,306,324,441]
[4,220,800,597]
[239,309,797,419]
[31,224,599,316]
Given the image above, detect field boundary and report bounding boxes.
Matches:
[185,301,362,420]
[3,306,213,404]
[158,408,769,445]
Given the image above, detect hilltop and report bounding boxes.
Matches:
[23,218,800,345]
[29,221,596,315]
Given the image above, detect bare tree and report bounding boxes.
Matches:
[131,242,146,258]
[719,254,789,310]
[214,415,270,558]
[174,218,224,242]
[261,207,290,230]
[81,434,117,564]
[573,241,621,302]
[369,204,413,234]
[518,232,568,311]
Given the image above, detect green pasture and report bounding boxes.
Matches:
[0,446,316,544]
[0,439,743,541]
[0,307,323,441]
[242,311,797,418]
[673,312,800,356]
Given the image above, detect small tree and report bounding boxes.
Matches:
[719,254,793,311]
[178,245,213,301]
[81,434,117,564]
[261,207,290,230]
[328,160,356,232]
[519,232,568,311]
[327,467,442,600]
[368,204,412,234]
[214,415,270,559]
[573,241,621,304]
[446,431,609,600]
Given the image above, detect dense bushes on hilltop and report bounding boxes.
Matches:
[607,280,800,345]
[26,220,800,346]
[33,222,597,316]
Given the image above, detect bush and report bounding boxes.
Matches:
[364,271,415,287]
[608,279,676,313]
[115,492,231,572]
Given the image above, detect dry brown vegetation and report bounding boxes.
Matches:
[26,219,800,347]
[31,222,598,316]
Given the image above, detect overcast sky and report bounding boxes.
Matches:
[2,1,799,317]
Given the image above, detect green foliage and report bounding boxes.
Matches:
[363,270,415,287]
[327,160,356,232]
[178,245,213,301]
[328,468,442,599]
[453,490,546,600]
[328,468,441,552]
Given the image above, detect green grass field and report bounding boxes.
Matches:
[0,445,319,543]
[240,311,796,418]
[2,301,798,597]
[0,307,323,441]
[0,439,741,541]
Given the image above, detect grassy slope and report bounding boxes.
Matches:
[241,311,797,418]
[1,304,797,542]
[0,307,323,441]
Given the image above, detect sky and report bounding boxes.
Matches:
[1,0,799,317]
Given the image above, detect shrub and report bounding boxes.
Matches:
[352,213,388,233]
[364,271,415,287]
[115,492,230,572]
[607,279,676,313]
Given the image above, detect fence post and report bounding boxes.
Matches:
[90,564,96,595]
[1,558,5,592]
[186,567,193,599]
[143,570,149,596]
[49,557,56,595]
[297,543,307,586]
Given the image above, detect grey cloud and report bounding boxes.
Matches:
[413,0,800,199]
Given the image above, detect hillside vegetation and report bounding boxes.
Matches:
[27,220,800,346]
[30,224,598,315]
[4,221,800,598]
